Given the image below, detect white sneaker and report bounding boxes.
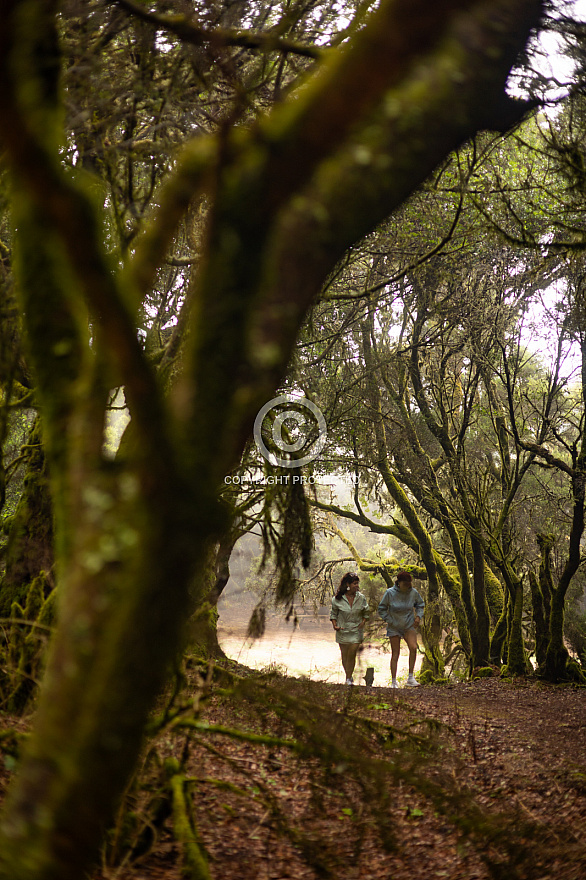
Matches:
[390,679,399,689]
[405,675,420,687]
[345,678,353,686]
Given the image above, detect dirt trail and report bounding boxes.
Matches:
[1,676,585,880]
[116,676,586,880]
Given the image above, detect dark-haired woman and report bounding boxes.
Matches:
[378,570,424,688]
[330,573,370,685]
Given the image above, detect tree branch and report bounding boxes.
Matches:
[113,0,324,60]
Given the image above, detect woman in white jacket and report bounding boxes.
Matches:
[329,572,370,685]
[378,570,424,688]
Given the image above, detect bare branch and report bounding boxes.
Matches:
[113,0,324,59]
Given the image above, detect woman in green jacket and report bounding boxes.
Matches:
[330,572,370,685]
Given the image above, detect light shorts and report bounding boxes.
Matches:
[387,626,417,639]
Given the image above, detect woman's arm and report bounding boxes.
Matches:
[377,590,390,622]
[330,600,341,630]
[413,591,425,625]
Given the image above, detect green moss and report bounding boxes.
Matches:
[38,588,57,628]
[0,514,15,535]
[166,759,211,880]
[23,575,45,621]
[0,574,55,714]
[9,600,24,621]
[187,602,226,660]
[418,669,449,685]
[418,669,434,685]
[484,566,504,621]
[472,666,494,679]
[420,640,445,678]
[565,658,586,683]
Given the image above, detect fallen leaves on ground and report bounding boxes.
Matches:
[1,673,585,880]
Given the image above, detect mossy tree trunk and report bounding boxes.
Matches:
[506,581,528,675]
[0,417,54,617]
[187,530,240,660]
[530,534,553,670]
[543,336,586,683]
[502,566,529,676]
[0,1,544,878]
[484,564,505,627]
[470,533,491,667]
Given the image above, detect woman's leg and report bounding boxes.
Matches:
[339,643,350,678]
[404,627,418,674]
[346,643,359,678]
[339,643,359,680]
[389,635,401,680]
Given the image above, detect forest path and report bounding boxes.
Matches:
[2,677,585,880]
[113,676,586,880]
[396,676,586,760]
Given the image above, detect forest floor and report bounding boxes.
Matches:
[1,671,586,880]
